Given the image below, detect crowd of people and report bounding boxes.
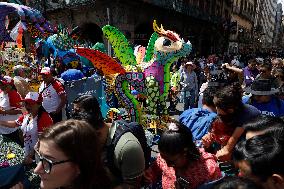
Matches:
[0,52,284,189]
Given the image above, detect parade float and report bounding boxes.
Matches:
[77,20,192,130]
[0,3,192,172]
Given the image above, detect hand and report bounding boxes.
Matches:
[0,109,5,115]
[222,63,230,69]
[10,182,24,189]
[216,147,232,162]
[201,134,212,148]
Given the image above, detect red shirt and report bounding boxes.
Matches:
[208,118,235,146]
[7,90,22,108]
[16,111,53,132]
[146,149,222,189]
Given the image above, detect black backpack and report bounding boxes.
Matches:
[106,120,151,179]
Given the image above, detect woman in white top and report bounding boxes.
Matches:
[0,76,23,145]
[180,62,198,110]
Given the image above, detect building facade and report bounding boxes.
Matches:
[273,3,283,46]
[254,0,277,48]
[24,0,233,56]
[229,0,256,54]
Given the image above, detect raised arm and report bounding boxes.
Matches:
[0,120,18,128]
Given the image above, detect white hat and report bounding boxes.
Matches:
[22,92,42,104]
[40,67,51,75]
[0,76,14,85]
[185,61,196,69]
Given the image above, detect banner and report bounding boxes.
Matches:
[64,77,108,118]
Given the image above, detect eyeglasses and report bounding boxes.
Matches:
[34,149,72,174]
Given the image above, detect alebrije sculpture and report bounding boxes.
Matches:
[77,20,192,123]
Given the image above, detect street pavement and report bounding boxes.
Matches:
[167,102,184,120]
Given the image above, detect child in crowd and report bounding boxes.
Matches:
[144,121,222,189]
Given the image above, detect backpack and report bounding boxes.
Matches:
[106,120,151,179]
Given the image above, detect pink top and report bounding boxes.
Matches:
[146,149,222,189]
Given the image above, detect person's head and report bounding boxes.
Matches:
[258,62,272,79]
[21,92,43,116]
[272,58,283,69]
[243,115,284,140]
[172,64,177,72]
[213,83,243,124]
[214,176,263,189]
[13,65,26,77]
[274,68,284,82]
[24,67,32,79]
[233,133,284,189]
[34,119,108,189]
[0,76,16,92]
[40,67,53,83]
[71,95,104,129]
[202,86,218,111]
[247,58,258,70]
[158,121,200,169]
[185,61,196,72]
[245,79,278,103]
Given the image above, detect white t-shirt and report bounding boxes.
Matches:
[0,92,19,134]
[39,80,66,113]
[16,114,38,157]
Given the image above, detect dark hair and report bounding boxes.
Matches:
[214,83,243,110]
[72,95,104,129]
[158,121,200,160]
[259,62,272,71]
[232,139,246,162]
[214,176,263,189]
[243,115,284,133]
[202,86,218,107]
[235,133,284,181]
[39,119,110,189]
[248,58,257,65]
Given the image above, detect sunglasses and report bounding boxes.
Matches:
[34,149,72,174]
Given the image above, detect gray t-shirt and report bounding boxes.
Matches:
[104,122,145,183]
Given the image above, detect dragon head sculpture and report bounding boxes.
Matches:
[153,20,192,64]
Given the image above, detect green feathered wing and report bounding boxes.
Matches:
[144,32,159,62]
[102,25,136,67]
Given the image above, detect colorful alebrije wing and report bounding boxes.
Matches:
[76,48,126,75]
[102,25,136,67]
[144,32,159,62]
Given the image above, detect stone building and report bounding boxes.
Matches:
[229,0,256,54]
[273,3,283,47]
[24,0,233,56]
[254,0,277,49]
